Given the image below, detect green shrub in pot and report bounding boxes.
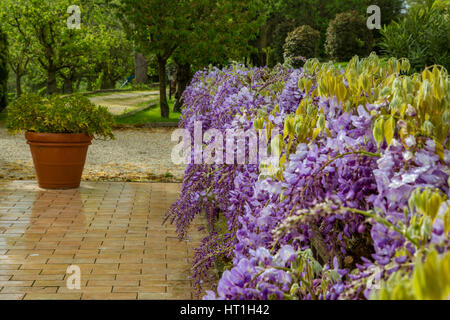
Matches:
[6,94,115,139]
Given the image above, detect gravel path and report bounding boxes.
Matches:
[0,127,186,182]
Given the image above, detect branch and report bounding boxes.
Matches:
[342,207,422,249]
[317,151,381,176]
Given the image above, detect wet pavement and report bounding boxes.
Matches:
[0,181,206,300]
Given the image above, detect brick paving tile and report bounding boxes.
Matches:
[0,287,58,294]
[0,293,25,300]
[82,292,137,300]
[0,181,211,300]
[24,293,82,300]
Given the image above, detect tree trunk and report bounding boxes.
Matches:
[47,69,57,95]
[169,75,176,101]
[173,63,191,113]
[101,77,114,90]
[157,55,169,118]
[16,74,22,97]
[63,78,73,94]
[134,52,148,84]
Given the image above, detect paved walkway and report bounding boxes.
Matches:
[0,181,206,300]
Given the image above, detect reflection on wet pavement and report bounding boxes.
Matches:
[0,181,206,300]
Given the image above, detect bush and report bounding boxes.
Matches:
[325,11,373,61]
[283,25,321,67]
[268,20,297,66]
[7,94,115,139]
[0,27,8,113]
[167,54,449,300]
[380,2,450,72]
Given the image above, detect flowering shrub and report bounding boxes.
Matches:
[165,53,450,300]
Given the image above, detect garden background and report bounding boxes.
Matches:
[0,0,449,300]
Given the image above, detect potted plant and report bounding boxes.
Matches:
[7,94,114,189]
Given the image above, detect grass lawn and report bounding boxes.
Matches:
[0,99,181,127]
[83,91,126,98]
[0,110,7,126]
[81,85,160,98]
[115,100,181,124]
[135,98,159,108]
[333,61,349,69]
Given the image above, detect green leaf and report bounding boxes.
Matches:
[384,116,395,146]
[373,118,385,148]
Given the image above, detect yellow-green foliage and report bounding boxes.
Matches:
[6,94,115,139]
[369,185,450,300]
[404,187,449,246]
[254,53,449,182]
[409,188,448,228]
[372,250,450,300]
[301,53,450,156]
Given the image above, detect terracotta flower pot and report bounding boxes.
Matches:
[25,132,93,189]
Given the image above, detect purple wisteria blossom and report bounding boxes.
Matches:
[165,63,450,300]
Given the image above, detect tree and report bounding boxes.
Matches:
[0,26,8,112]
[325,11,374,61]
[1,0,133,95]
[134,52,148,85]
[283,25,321,66]
[406,0,436,8]
[365,0,405,48]
[119,0,265,118]
[1,0,91,95]
[87,27,133,90]
[171,0,265,112]
[119,0,192,118]
[171,61,191,113]
[0,19,33,97]
[252,0,404,65]
[1,0,35,97]
[251,0,367,65]
[79,0,134,92]
[368,0,404,26]
[380,0,450,71]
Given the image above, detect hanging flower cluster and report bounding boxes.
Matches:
[165,54,450,300]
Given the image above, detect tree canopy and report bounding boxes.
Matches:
[253,0,404,66]
[0,0,133,96]
[0,26,8,112]
[119,0,266,118]
[1,0,442,121]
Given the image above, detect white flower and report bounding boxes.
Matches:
[388,176,404,189]
[390,138,401,147]
[403,151,414,161]
[405,135,416,148]
[402,173,418,184]
[274,245,296,266]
